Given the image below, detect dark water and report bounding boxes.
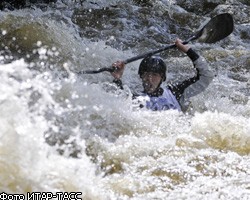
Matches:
[0,0,249,199]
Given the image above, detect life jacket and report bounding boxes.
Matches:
[133,88,181,111]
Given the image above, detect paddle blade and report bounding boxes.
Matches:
[198,13,234,43]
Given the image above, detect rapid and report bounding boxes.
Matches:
[0,0,249,199]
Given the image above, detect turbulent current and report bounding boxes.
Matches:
[0,0,249,199]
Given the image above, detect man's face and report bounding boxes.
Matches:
[141,72,162,94]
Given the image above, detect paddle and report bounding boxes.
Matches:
[77,13,234,74]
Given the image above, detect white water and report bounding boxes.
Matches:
[0,0,250,199]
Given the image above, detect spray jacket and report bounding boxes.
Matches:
[113,48,214,112]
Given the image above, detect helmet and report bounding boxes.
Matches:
[138,56,167,81]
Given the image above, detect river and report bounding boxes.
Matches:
[0,0,249,199]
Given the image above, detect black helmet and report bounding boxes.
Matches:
[138,56,167,81]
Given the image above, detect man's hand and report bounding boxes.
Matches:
[175,38,190,53]
[111,60,125,79]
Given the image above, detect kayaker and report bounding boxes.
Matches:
[110,38,214,112]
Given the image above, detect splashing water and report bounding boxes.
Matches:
[0,0,250,199]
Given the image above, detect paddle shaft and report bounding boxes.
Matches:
[78,40,192,74]
[124,40,193,64]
